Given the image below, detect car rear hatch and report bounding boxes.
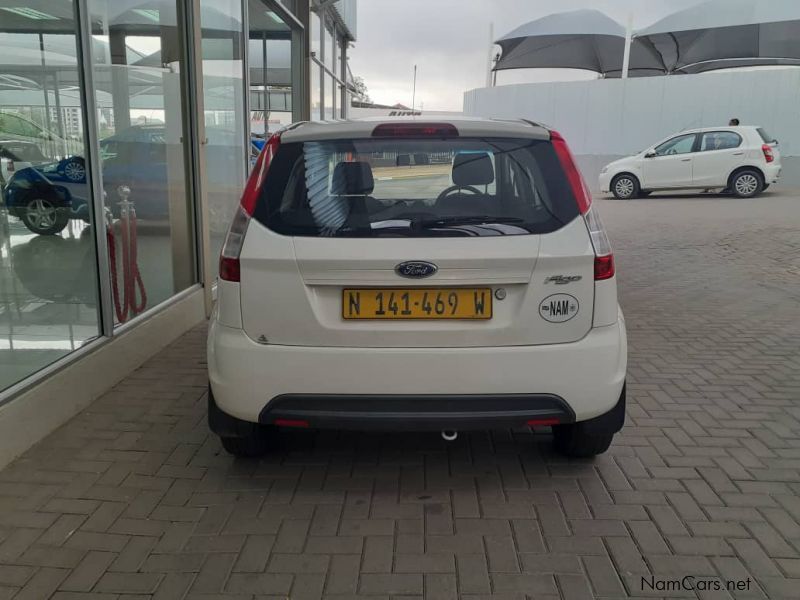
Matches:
[226,122,613,349]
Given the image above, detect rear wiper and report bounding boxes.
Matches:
[416,215,526,228]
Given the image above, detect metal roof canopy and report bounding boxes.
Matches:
[494,9,665,77]
[635,0,800,74]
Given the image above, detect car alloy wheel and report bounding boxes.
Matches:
[614,177,635,199]
[64,160,85,182]
[734,173,759,196]
[26,198,57,230]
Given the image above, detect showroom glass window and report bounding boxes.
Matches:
[0,1,102,392]
[310,60,322,120]
[322,16,333,71]
[86,0,196,325]
[249,1,294,139]
[199,0,248,275]
[324,74,335,120]
[310,7,320,59]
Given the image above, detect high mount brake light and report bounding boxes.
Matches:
[372,123,459,138]
[219,132,281,282]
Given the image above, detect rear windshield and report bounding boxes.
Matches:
[255,137,580,237]
[757,128,777,144]
[0,142,47,162]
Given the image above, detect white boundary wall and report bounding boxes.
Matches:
[464,68,800,190]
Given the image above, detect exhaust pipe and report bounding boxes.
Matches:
[441,430,458,442]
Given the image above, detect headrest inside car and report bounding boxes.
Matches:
[452,152,494,186]
[331,161,374,195]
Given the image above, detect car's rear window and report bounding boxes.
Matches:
[254,137,580,237]
[0,143,47,162]
[757,128,777,144]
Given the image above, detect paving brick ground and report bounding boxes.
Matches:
[0,191,799,599]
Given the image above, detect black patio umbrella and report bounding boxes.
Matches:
[494,9,665,78]
[635,0,800,74]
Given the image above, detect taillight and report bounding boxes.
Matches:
[584,206,615,281]
[372,123,459,138]
[594,254,615,281]
[551,130,592,214]
[551,130,614,280]
[219,207,249,282]
[762,144,774,163]
[219,132,281,282]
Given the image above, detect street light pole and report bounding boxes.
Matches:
[411,64,417,112]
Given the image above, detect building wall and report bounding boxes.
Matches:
[464,68,800,190]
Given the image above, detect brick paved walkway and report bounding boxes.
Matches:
[0,192,799,599]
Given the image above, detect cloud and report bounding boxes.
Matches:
[349,0,707,111]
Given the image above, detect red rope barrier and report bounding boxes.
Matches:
[106,207,147,323]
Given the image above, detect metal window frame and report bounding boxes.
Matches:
[183,0,213,313]
[75,0,114,338]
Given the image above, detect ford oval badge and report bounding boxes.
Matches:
[395,261,438,279]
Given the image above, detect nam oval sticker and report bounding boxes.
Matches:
[539,294,579,323]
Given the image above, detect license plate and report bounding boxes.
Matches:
[343,288,493,320]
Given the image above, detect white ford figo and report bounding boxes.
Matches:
[208,118,627,458]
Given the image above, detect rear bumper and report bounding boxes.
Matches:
[260,393,575,430]
[209,385,626,435]
[208,309,627,428]
[765,163,781,184]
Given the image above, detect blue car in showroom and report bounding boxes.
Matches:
[1,158,85,235]
[3,124,261,234]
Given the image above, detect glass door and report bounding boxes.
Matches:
[86,0,197,325]
[198,0,248,272]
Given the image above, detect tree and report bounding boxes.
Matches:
[353,76,371,103]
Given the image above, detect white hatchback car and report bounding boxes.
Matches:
[208,118,627,458]
[599,126,781,199]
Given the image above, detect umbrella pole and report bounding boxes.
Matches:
[621,12,633,78]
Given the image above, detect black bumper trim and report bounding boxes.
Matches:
[257,393,575,431]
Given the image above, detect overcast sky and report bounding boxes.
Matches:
[349,0,707,111]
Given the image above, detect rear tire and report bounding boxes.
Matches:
[552,423,614,458]
[63,157,86,182]
[611,174,640,200]
[730,169,764,198]
[221,431,271,458]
